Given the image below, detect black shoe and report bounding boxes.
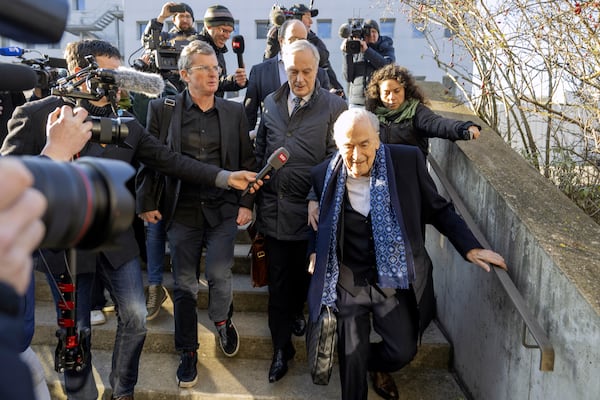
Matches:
[176,351,198,388]
[291,313,306,336]
[370,371,399,400]
[268,349,290,382]
[216,318,239,357]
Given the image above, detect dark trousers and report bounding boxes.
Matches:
[167,217,237,352]
[265,237,310,351]
[336,286,419,400]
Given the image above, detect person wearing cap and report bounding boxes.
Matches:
[140,2,198,92]
[197,5,247,98]
[341,18,395,108]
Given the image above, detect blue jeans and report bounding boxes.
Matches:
[146,219,167,286]
[167,217,237,352]
[48,256,147,399]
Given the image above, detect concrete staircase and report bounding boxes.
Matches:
[31,234,467,399]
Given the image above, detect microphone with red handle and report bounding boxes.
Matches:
[231,35,245,69]
[241,147,290,196]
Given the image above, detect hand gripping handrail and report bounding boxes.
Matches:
[427,156,554,371]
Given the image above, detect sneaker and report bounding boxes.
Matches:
[146,284,167,321]
[102,289,115,312]
[176,351,198,388]
[216,319,239,357]
[90,310,106,326]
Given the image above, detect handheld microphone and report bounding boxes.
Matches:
[0,63,37,91]
[241,147,290,196]
[231,35,245,69]
[96,67,166,97]
[0,46,26,57]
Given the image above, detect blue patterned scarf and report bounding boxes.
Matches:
[320,145,414,309]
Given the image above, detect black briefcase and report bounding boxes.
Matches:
[306,305,337,385]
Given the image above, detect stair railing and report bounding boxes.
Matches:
[427,155,555,372]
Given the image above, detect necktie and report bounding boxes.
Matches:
[292,97,302,115]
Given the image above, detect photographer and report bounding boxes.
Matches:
[341,19,395,108]
[1,39,261,400]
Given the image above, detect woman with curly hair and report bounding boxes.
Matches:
[365,64,481,155]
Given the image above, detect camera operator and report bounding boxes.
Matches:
[341,19,395,108]
[140,2,197,93]
[197,5,247,98]
[1,39,261,400]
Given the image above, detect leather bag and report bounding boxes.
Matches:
[306,305,337,385]
[247,223,268,287]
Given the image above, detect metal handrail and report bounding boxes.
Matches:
[427,156,555,371]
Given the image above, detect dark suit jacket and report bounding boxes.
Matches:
[244,56,331,130]
[307,145,481,330]
[1,95,226,272]
[137,91,257,227]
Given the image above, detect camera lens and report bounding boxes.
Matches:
[19,156,135,250]
[87,116,132,145]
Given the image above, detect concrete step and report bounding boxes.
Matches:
[35,270,268,313]
[32,343,466,400]
[32,300,452,369]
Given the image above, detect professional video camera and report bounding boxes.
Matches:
[134,27,192,74]
[0,47,67,91]
[51,55,166,144]
[339,19,374,54]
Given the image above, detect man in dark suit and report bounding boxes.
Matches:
[137,40,257,388]
[244,18,330,134]
[307,109,507,400]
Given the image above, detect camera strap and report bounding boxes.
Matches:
[159,97,175,144]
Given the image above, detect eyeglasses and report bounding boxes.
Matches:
[188,65,222,74]
[218,27,234,35]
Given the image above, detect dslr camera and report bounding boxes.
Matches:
[339,19,374,54]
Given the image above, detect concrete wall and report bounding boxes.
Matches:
[420,82,600,399]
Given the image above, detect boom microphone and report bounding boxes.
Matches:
[241,147,290,196]
[231,35,245,69]
[96,67,166,97]
[338,23,351,39]
[0,63,37,91]
[0,46,26,56]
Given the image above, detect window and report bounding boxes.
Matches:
[137,22,148,40]
[74,0,85,10]
[234,20,240,36]
[256,20,269,39]
[317,19,332,39]
[379,19,395,37]
[196,22,204,32]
